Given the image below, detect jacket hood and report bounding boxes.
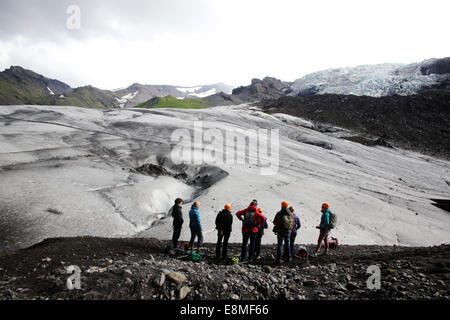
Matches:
[281,207,291,214]
[248,205,258,212]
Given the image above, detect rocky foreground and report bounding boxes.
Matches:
[0,237,449,300]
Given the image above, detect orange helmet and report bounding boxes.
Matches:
[258,208,263,213]
[281,201,289,208]
[224,204,232,211]
[322,202,330,209]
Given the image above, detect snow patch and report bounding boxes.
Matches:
[177,87,202,94]
[47,87,55,95]
[121,91,139,100]
[189,88,217,98]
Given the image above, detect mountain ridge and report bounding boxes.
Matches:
[1,57,449,108]
[0,66,73,105]
[0,66,234,109]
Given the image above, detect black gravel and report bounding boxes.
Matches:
[0,237,448,300]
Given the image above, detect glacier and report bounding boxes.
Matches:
[0,104,449,250]
[289,59,450,97]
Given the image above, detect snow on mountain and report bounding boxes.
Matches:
[175,86,230,98]
[122,90,139,100]
[115,90,140,108]
[114,83,233,108]
[176,87,202,94]
[46,86,55,95]
[0,104,449,250]
[182,88,218,98]
[289,58,450,97]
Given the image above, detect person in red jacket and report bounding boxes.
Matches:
[236,204,266,262]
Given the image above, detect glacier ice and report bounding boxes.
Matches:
[0,104,449,250]
[289,59,450,97]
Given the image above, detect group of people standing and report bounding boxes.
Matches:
[170,198,333,263]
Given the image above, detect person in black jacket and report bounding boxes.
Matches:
[171,198,184,249]
[215,204,233,259]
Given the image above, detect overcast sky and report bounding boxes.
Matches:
[0,0,448,89]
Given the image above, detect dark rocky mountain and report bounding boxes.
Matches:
[0,66,73,105]
[202,92,245,106]
[232,77,292,102]
[420,57,450,75]
[257,88,450,159]
[204,77,292,106]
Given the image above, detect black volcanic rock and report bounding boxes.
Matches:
[231,77,291,102]
[184,77,292,107]
[0,237,449,300]
[258,91,450,159]
[421,57,450,75]
[202,92,244,107]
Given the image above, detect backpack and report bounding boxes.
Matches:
[243,210,256,229]
[329,211,337,229]
[328,237,339,248]
[281,211,295,231]
[169,206,174,217]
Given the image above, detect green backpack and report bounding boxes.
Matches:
[281,212,295,231]
[186,250,202,262]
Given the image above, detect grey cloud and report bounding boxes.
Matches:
[0,0,221,42]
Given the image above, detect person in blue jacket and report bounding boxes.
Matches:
[314,202,331,254]
[189,202,203,251]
